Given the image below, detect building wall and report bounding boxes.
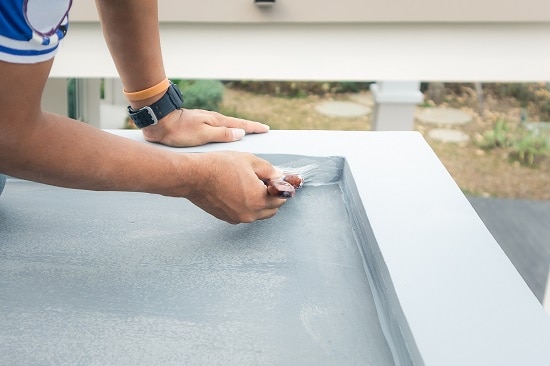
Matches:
[60,0,550,81]
[70,0,550,22]
[50,0,550,129]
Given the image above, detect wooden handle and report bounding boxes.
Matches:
[265,173,304,198]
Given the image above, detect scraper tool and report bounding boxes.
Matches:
[265,156,344,198]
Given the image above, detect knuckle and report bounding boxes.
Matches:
[240,213,257,224]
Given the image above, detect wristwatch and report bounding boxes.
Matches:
[127,81,184,128]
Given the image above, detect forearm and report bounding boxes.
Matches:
[1,110,286,224]
[2,111,195,197]
[94,0,166,109]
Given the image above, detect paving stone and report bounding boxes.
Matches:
[416,107,472,125]
[428,128,470,143]
[315,101,371,118]
[525,122,550,139]
[348,93,374,106]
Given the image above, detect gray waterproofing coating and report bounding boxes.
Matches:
[2,130,550,365]
[0,158,395,365]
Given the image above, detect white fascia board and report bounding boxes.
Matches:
[52,22,550,81]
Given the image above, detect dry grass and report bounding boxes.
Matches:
[221,88,371,131]
[221,84,550,201]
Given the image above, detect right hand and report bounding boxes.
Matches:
[184,151,287,224]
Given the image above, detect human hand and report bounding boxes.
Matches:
[142,108,270,147]
[183,151,287,224]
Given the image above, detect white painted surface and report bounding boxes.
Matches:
[41,78,68,116]
[99,103,127,129]
[371,81,423,130]
[106,129,550,365]
[52,23,550,81]
[544,266,550,315]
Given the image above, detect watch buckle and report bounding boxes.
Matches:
[141,106,158,126]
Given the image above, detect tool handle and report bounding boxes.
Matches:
[265,173,304,198]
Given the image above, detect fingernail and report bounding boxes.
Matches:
[231,128,246,140]
[262,123,270,130]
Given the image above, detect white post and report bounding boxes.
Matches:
[75,78,101,127]
[100,78,127,129]
[103,78,126,105]
[42,78,68,117]
[370,81,423,131]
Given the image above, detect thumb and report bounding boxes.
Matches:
[208,127,246,143]
[253,158,283,181]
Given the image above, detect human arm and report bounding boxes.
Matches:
[94,0,269,147]
[0,59,285,224]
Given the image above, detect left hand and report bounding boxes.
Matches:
[141,108,270,147]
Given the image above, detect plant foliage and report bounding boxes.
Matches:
[173,80,224,111]
[478,119,550,166]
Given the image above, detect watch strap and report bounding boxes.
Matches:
[127,82,184,128]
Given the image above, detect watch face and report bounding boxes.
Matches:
[169,83,184,106]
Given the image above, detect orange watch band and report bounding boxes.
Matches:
[123,77,170,102]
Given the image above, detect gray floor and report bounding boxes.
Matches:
[467,196,550,303]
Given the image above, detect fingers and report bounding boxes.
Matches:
[185,152,288,224]
[142,108,270,147]
[212,113,270,134]
[203,111,269,143]
[243,196,287,223]
[229,165,287,223]
[250,155,283,182]
[216,196,286,224]
[187,111,270,144]
[205,127,246,143]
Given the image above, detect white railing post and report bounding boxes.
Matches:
[75,78,101,127]
[42,78,69,117]
[370,81,423,131]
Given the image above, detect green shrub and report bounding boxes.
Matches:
[477,119,514,149]
[226,81,373,97]
[488,83,550,120]
[510,132,550,166]
[478,119,550,166]
[67,78,77,119]
[173,80,224,111]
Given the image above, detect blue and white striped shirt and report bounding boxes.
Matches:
[0,0,72,63]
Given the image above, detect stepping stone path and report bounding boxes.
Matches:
[416,107,472,125]
[348,93,374,107]
[526,122,550,140]
[428,129,470,143]
[417,107,473,143]
[315,101,371,118]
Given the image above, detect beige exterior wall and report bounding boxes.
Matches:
[51,1,550,130]
[71,0,550,23]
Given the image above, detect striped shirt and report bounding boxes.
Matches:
[0,0,72,63]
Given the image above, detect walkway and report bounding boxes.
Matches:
[467,196,550,307]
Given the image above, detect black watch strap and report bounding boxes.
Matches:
[127,82,184,129]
